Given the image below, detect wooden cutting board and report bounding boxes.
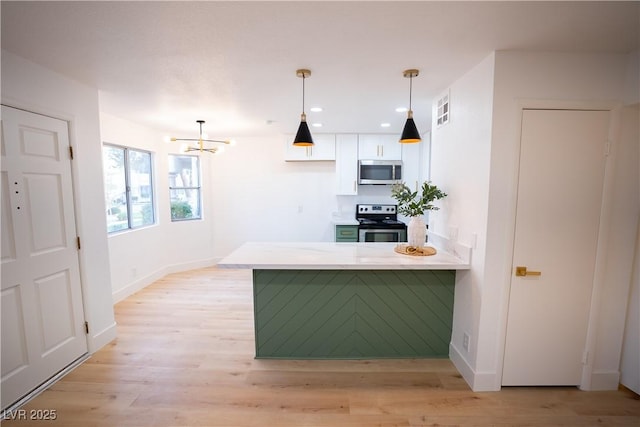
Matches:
[394,244,437,256]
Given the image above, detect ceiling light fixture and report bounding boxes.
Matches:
[293,69,314,146]
[171,120,232,154]
[399,69,421,144]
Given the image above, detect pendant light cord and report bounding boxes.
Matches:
[409,74,413,112]
[301,74,306,114]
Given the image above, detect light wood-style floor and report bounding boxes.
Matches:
[4,267,639,426]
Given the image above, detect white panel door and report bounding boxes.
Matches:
[502,109,609,386]
[1,106,87,409]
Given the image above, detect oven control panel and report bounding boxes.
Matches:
[357,204,396,214]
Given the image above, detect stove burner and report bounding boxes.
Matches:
[382,219,403,225]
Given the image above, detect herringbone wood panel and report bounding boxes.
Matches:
[254,269,455,358]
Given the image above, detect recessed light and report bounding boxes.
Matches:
[310,107,323,112]
[395,107,408,113]
[380,123,391,128]
[312,123,323,127]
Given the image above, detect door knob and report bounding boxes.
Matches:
[515,266,541,277]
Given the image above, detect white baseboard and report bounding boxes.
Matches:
[449,342,475,387]
[111,258,217,304]
[584,370,621,391]
[449,343,500,392]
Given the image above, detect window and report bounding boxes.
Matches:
[168,155,201,221]
[102,144,155,233]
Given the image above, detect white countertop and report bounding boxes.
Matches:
[217,242,470,270]
[330,213,359,226]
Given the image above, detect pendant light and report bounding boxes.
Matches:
[171,120,231,154]
[399,69,421,144]
[293,68,314,146]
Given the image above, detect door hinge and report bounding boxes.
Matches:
[605,140,611,157]
[84,321,89,334]
[69,146,74,159]
[76,236,81,250]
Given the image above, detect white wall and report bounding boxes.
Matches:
[210,135,339,257]
[621,211,640,394]
[432,50,637,391]
[619,51,640,395]
[1,51,116,352]
[100,113,218,302]
[488,51,637,391]
[99,121,353,298]
[429,53,496,389]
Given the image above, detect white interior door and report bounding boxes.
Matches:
[502,109,609,386]
[1,106,88,409]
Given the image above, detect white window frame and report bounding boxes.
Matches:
[102,143,156,234]
[168,154,202,222]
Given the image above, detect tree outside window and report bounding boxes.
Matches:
[168,155,201,221]
[102,144,155,233]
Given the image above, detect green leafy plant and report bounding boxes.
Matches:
[391,181,447,217]
[171,201,193,220]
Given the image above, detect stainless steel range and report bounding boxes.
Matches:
[356,204,407,242]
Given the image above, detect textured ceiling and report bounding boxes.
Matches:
[2,1,638,139]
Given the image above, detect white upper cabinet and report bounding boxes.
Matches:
[401,131,430,191]
[335,134,358,195]
[284,134,336,161]
[357,134,402,160]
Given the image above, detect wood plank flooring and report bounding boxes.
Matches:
[3,267,639,426]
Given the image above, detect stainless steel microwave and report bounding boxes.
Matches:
[358,160,403,185]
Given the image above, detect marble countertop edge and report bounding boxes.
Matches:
[217,242,470,270]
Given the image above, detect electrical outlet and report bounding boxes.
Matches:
[462,332,470,352]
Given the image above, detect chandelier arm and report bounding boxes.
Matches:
[173,138,230,144]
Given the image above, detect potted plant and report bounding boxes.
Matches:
[391,181,447,248]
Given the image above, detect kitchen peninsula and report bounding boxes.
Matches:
[218,241,470,359]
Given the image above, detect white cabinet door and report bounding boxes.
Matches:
[335,134,358,195]
[284,134,336,161]
[358,134,401,160]
[401,131,429,191]
[401,141,422,192]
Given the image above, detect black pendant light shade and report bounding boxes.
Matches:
[294,113,313,146]
[293,69,314,146]
[399,69,422,144]
[400,111,421,143]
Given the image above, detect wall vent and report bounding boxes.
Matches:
[436,91,450,127]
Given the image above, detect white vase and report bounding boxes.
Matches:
[407,216,427,248]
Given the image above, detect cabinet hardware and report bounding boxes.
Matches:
[515,266,541,277]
